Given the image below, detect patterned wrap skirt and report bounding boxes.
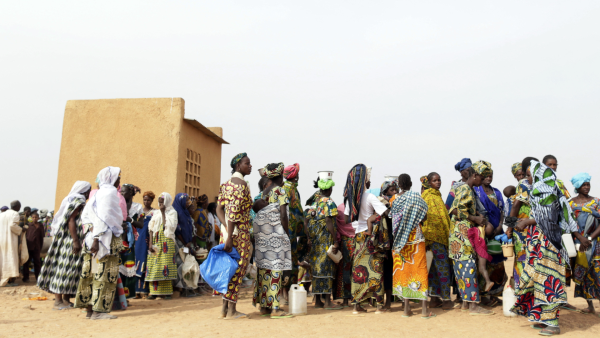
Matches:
[393,238,428,301]
[453,259,480,303]
[253,269,282,309]
[573,237,600,301]
[73,235,122,313]
[333,235,355,300]
[510,226,566,327]
[427,242,452,301]
[37,200,85,295]
[351,232,385,305]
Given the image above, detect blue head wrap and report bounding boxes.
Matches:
[173,193,194,244]
[571,173,591,190]
[454,158,472,172]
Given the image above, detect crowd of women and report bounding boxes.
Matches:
[217,153,600,336]
[22,152,600,335]
[33,166,222,319]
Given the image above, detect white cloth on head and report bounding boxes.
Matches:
[345,192,388,234]
[83,167,124,259]
[128,202,143,218]
[148,192,178,240]
[51,181,91,236]
[0,210,21,286]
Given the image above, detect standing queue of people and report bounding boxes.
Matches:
[1,153,599,335]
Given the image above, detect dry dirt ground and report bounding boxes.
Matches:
[2,262,600,338]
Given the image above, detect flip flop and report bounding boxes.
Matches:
[271,312,293,319]
[559,305,578,312]
[539,329,560,336]
[402,315,412,318]
[422,312,437,319]
[325,307,344,310]
[531,325,545,330]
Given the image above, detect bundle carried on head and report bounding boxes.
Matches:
[343,164,368,222]
[263,163,284,179]
[284,163,300,180]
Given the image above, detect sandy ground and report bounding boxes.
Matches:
[2,260,600,338]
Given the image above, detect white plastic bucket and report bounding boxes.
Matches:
[318,171,333,181]
[385,175,398,182]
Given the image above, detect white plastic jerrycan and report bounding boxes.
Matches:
[503,285,517,317]
[289,284,307,316]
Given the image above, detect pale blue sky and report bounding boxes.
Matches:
[1,1,599,209]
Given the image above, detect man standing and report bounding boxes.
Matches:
[0,201,22,286]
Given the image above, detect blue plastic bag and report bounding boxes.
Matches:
[495,234,512,244]
[199,244,240,294]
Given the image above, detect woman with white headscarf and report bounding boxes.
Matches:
[37,181,91,310]
[74,167,125,320]
[145,192,178,299]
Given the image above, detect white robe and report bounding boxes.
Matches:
[0,210,21,286]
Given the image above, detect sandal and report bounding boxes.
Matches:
[422,312,437,319]
[224,312,248,320]
[271,311,293,319]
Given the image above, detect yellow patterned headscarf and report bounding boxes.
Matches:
[263,163,285,178]
[511,162,522,175]
[420,176,431,189]
[472,160,492,177]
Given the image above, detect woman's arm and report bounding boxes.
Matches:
[216,203,226,227]
[69,206,83,255]
[280,205,289,234]
[510,200,522,218]
[326,216,339,253]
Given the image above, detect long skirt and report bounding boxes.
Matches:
[351,232,384,305]
[112,277,128,309]
[145,229,177,295]
[333,235,354,300]
[452,259,480,303]
[512,229,529,287]
[427,242,452,301]
[221,229,251,303]
[37,211,84,294]
[393,240,428,300]
[510,226,566,327]
[573,237,600,300]
[149,280,173,296]
[73,251,120,313]
[119,248,136,298]
[253,269,282,309]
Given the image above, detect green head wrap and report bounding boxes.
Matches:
[318,179,335,190]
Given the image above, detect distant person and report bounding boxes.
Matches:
[119,184,143,299]
[74,167,125,320]
[23,211,44,283]
[146,192,178,300]
[1,206,8,213]
[38,181,91,310]
[0,201,22,286]
[206,202,220,249]
[134,191,155,299]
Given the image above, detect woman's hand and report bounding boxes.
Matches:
[90,239,99,255]
[579,237,592,251]
[331,242,340,254]
[224,236,234,253]
[471,215,484,225]
[515,219,529,232]
[72,241,82,255]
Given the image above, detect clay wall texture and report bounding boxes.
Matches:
[55,97,225,210]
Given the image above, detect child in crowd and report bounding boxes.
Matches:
[23,211,45,282]
[503,185,516,217]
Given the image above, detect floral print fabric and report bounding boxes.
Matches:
[306,196,338,294]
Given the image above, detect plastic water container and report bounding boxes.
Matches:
[562,234,577,258]
[503,285,517,317]
[289,284,307,316]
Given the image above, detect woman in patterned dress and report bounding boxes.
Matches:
[305,175,342,310]
[510,161,588,336]
[569,173,600,315]
[146,192,178,299]
[37,181,91,310]
[252,162,293,318]
[447,161,494,315]
[474,170,508,304]
[420,173,453,310]
[215,153,253,320]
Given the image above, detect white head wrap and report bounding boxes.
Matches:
[88,166,124,257]
[149,192,178,240]
[50,181,91,236]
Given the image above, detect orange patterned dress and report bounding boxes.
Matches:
[217,178,252,303]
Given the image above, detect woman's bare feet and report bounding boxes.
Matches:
[485,281,495,292]
[353,304,367,314]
